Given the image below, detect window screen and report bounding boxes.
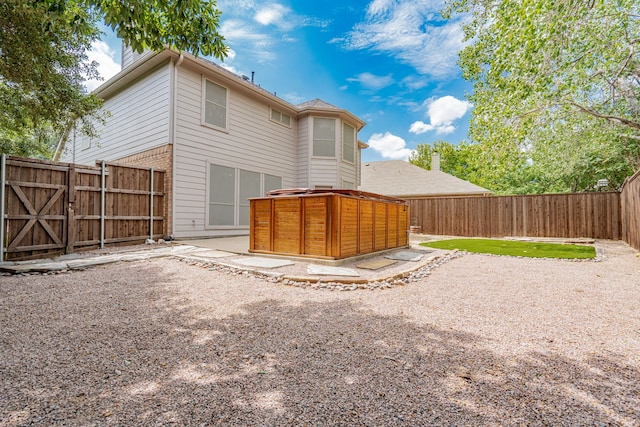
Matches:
[264,174,282,195]
[342,123,355,163]
[313,118,336,157]
[238,169,260,226]
[208,164,235,226]
[204,80,227,128]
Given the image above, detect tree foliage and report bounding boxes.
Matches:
[409,140,482,183]
[444,0,640,193]
[0,0,227,158]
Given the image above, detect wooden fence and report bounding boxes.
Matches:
[621,169,640,251]
[0,155,165,261]
[407,192,622,240]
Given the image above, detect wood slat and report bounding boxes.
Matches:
[407,192,622,240]
[249,193,409,259]
[2,155,165,261]
[621,170,640,251]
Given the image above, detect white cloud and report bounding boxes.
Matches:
[340,0,465,79]
[218,0,256,12]
[409,95,471,135]
[218,2,328,65]
[347,72,394,90]
[367,0,395,16]
[402,75,429,90]
[254,4,292,29]
[219,62,240,74]
[220,19,268,43]
[427,95,471,125]
[219,19,275,62]
[84,41,120,92]
[367,132,414,160]
[281,92,307,105]
[409,121,455,134]
[409,121,434,134]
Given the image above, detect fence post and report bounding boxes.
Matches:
[66,164,76,254]
[149,167,154,240]
[0,154,6,263]
[100,160,106,249]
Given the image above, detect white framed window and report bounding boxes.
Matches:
[264,174,282,194]
[81,135,92,151]
[207,163,282,227]
[270,108,291,127]
[203,78,228,130]
[312,117,336,157]
[238,169,261,226]
[342,123,355,163]
[208,164,235,226]
[342,180,355,190]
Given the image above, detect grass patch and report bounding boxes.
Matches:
[420,238,596,259]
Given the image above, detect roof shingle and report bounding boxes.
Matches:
[358,160,492,198]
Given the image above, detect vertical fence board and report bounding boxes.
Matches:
[621,171,640,250]
[1,156,165,260]
[407,192,623,241]
[359,200,374,254]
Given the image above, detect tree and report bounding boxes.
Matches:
[444,0,640,193]
[409,140,484,184]
[0,0,227,158]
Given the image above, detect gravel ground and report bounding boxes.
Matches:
[1,240,639,426]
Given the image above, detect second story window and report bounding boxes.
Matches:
[270,108,291,127]
[203,79,227,129]
[313,118,335,157]
[342,123,355,163]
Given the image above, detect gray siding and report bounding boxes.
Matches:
[296,116,310,187]
[356,146,363,186]
[121,45,134,69]
[172,64,298,237]
[310,158,338,188]
[61,64,171,165]
[121,44,148,69]
[339,161,357,188]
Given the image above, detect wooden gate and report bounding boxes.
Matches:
[1,155,165,261]
[2,157,69,260]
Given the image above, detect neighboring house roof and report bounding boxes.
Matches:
[358,160,492,198]
[93,48,365,130]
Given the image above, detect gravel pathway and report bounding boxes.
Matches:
[1,240,639,426]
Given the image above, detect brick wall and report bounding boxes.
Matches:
[114,144,173,237]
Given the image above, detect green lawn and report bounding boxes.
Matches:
[420,238,596,259]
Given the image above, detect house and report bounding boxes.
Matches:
[62,46,367,239]
[358,155,492,198]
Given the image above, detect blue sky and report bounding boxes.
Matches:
[87,0,472,163]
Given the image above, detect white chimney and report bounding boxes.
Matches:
[432,152,441,171]
[121,42,149,70]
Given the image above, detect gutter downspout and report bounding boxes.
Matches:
[170,53,184,239]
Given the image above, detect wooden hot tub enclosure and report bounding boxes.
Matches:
[249,189,409,259]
